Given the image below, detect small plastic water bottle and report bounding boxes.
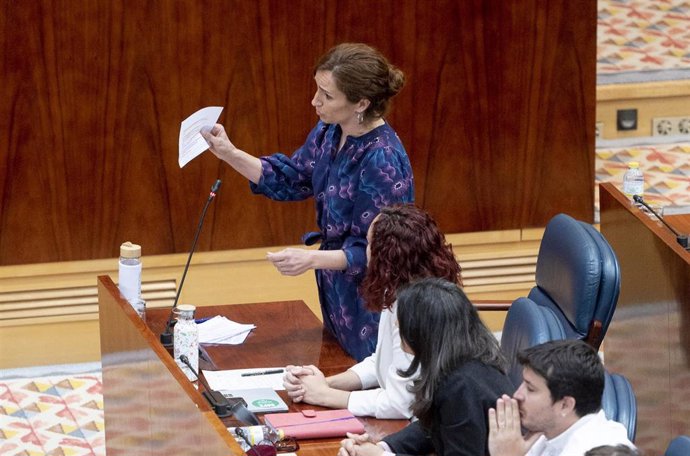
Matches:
[174,304,199,382]
[130,298,146,321]
[622,161,644,201]
[235,425,285,445]
[118,242,142,303]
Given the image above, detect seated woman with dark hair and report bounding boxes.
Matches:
[282,204,461,419]
[340,278,514,456]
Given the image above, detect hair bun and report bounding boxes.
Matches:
[388,66,406,95]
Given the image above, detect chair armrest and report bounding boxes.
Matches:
[473,300,511,311]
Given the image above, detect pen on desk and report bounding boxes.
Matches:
[195,317,212,324]
[241,369,285,377]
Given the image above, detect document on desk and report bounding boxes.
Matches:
[197,316,255,344]
[178,106,223,168]
[204,368,286,391]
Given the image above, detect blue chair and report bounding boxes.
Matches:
[573,221,621,348]
[602,372,637,443]
[665,435,690,456]
[501,213,621,384]
[500,297,567,385]
[525,213,620,350]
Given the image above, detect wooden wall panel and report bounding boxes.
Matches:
[0,0,595,265]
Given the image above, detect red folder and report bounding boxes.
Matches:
[263,409,365,439]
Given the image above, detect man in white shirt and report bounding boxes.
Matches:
[488,340,636,456]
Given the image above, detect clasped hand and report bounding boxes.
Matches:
[339,433,383,456]
[267,248,313,276]
[282,365,328,404]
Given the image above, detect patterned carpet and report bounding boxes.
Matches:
[596,0,690,214]
[598,0,690,83]
[596,140,690,215]
[1,2,689,455]
[0,374,104,456]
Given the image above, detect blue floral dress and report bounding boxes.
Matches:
[250,121,414,361]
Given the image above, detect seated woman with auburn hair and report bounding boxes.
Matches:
[282,204,462,419]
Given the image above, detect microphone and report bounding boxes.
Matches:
[633,195,690,250]
[160,179,222,347]
[178,355,260,424]
[179,355,238,418]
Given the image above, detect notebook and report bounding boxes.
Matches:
[221,388,289,413]
[263,409,365,439]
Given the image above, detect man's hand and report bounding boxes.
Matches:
[488,395,542,456]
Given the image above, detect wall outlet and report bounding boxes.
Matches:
[595,122,604,139]
[652,116,690,136]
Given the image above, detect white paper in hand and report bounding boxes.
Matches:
[178,106,223,168]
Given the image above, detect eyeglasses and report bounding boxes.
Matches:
[242,437,299,455]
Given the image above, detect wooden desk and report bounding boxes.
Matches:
[599,183,690,455]
[98,275,405,456]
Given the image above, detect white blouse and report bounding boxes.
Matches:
[347,302,417,419]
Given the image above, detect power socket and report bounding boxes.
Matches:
[652,116,690,136]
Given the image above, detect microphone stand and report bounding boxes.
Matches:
[179,355,245,418]
[160,179,222,347]
[633,195,690,250]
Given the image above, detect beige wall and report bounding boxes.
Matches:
[0,229,542,369]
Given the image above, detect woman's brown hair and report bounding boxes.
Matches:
[359,204,462,312]
[315,42,404,121]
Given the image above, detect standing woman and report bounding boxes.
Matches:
[340,278,514,456]
[202,43,414,361]
[283,204,462,418]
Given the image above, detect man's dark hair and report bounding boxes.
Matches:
[585,444,639,456]
[518,339,604,417]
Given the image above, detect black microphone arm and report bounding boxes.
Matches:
[633,195,690,250]
[178,355,239,418]
[160,179,222,347]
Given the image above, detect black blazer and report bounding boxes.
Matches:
[383,360,514,456]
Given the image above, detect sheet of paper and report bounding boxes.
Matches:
[197,316,255,345]
[178,106,223,168]
[203,368,286,391]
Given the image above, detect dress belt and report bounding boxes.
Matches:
[302,231,343,250]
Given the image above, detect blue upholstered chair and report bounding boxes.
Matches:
[571,221,621,348]
[524,213,620,350]
[500,213,621,385]
[602,372,637,442]
[665,435,690,456]
[500,297,566,385]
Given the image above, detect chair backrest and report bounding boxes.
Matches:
[577,222,621,347]
[601,372,637,443]
[500,297,567,387]
[665,435,690,456]
[500,213,622,387]
[526,213,620,349]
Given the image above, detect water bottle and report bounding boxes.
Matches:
[622,161,644,201]
[235,425,285,445]
[118,242,142,303]
[174,304,199,382]
[130,298,146,321]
